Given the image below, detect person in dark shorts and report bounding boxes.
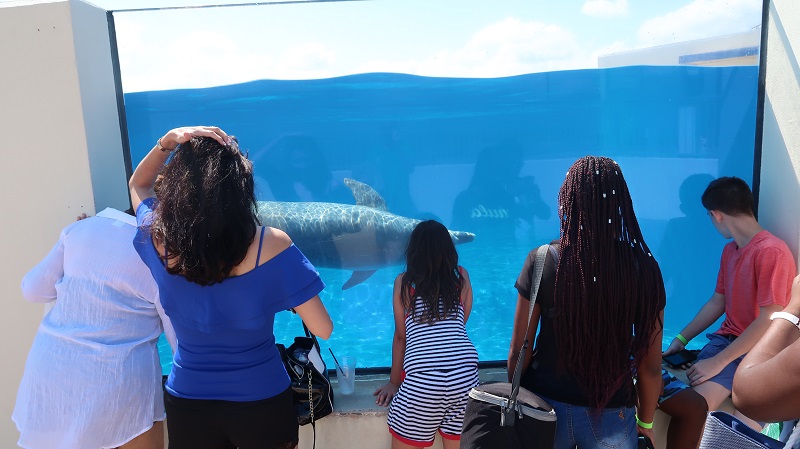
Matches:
[130,126,334,449]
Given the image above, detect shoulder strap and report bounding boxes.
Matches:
[505,244,550,426]
[289,307,323,357]
[255,226,266,268]
[302,321,322,355]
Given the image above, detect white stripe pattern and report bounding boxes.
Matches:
[388,365,480,442]
[403,299,479,373]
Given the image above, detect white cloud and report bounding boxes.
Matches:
[116,21,264,91]
[276,43,337,79]
[280,43,336,71]
[116,16,613,90]
[637,0,761,47]
[116,18,338,91]
[581,0,629,18]
[592,41,630,62]
[356,18,590,78]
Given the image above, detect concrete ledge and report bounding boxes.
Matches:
[298,366,728,449]
[298,373,390,449]
[298,368,508,449]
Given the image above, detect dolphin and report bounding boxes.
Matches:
[257,178,475,289]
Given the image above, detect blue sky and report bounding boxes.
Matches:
[83,0,763,92]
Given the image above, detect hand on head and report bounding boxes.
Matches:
[160,126,231,151]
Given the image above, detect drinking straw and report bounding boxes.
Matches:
[328,348,346,377]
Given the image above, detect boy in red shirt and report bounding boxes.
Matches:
[663,176,796,431]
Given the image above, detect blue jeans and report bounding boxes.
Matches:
[541,396,637,449]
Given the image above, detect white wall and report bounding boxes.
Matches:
[599,29,760,68]
[0,0,127,445]
[72,0,131,211]
[758,0,800,264]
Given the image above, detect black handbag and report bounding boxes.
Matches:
[461,244,557,449]
[638,435,656,449]
[277,323,334,427]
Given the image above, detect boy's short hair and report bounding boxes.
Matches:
[701,176,755,216]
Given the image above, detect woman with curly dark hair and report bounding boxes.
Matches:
[508,156,665,449]
[129,126,332,449]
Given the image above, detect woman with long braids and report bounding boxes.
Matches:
[374,220,479,449]
[129,126,333,449]
[508,156,665,448]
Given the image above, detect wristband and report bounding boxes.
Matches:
[155,137,171,153]
[770,311,800,330]
[676,333,689,346]
[636,414,653,429]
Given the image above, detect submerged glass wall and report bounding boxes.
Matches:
[113,0,764,368]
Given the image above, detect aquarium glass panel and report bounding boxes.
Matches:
[114,0,764,368]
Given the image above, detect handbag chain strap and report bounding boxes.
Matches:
[504,243,550,426]
[302,320,318,449]
[308,369,316,449]
[308,372,314,423]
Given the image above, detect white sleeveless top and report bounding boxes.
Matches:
[403,295,478,374]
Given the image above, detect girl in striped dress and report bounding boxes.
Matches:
[374,220,479,449]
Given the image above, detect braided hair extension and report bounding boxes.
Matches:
[554,156,665,409]
[151,136,260,286]
[401,220,462,324]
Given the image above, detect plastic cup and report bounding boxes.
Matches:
[338,356,356,395]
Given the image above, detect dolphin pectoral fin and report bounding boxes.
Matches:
[342,270,378,290]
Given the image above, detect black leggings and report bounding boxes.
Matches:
[164,387,298,449]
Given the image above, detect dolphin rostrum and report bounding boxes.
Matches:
[257,178,475,289]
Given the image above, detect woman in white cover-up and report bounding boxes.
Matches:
[13,208,175,449]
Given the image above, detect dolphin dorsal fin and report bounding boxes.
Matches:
[344,178,388,211]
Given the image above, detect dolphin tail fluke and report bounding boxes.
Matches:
[342,270,378,290]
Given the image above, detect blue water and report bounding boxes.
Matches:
[126,66,758,369]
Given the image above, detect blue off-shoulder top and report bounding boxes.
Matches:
[134,198,325,401]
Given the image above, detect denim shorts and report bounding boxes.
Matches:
[697,333,745,391]
[540,395,637,449]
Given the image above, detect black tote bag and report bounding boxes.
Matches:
[460,244,557,449]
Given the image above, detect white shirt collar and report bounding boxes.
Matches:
[95,208,136,227]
